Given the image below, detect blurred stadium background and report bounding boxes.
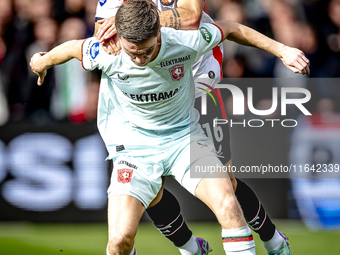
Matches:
[0,0,340,254]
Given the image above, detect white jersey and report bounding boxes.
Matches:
[95,0,223,97]
[96,0,177,17]
[82,23,222,159]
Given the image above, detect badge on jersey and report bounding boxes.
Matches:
[90,42,100,59]
[160,0,175,6]
[99,0,107,6]
[199,27,212,43]
[169,64,184,81]
[117,169,133,183]
[208,71,215,79]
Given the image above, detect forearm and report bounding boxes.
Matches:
[159,8,201,30]
[217,21,285,58]
[215,20,310,75]
[33,40,84,72]
[160,0,204,30]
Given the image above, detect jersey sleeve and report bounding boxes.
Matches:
[95,0,123,21]
[191,23,223,61]
[81,37,116,74]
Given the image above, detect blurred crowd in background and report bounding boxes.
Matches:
[0,0,339,126]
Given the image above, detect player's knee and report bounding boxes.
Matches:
[107,235,134,255]
[214,193,240,221]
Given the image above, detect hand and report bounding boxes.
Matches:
[97,17,116,42]
[279,46,310,75]
[30,52,47,86]
[97,17,121,55]
[102,34,121,55]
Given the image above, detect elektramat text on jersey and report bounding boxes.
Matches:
[160,55,190,67]
[121,85,184,102]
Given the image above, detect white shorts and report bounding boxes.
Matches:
[107,131,221,208]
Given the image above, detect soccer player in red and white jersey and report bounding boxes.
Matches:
[93,1,301,255]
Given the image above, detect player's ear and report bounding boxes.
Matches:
[157,26,161,39]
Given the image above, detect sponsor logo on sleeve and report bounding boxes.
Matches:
[90,42,100,59]
[117,169,133,184]
[169,64,184,81]
[199,27,212,43]
[99,0,107,6]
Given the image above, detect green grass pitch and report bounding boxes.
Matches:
[0,221,339,254]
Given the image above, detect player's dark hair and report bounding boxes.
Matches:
[115,0,160,43]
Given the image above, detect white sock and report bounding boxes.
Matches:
[263,230,283,252]
[106,245,137,255]
[222,226,256,255]
[178,235,199,255]
[129,247,137,255]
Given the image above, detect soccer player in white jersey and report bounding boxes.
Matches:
[30,1,310,255]
[94,1,223,255]
[94,1,299,255]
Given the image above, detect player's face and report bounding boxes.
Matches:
[120,34,160,66]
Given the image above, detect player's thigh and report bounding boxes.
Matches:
[149,176,165,208]
[193,156,246,229]
[196,92,236,190]
[108,194,145,240]
[168,135,217,196]
[194,156,235,212]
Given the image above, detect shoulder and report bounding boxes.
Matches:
[82,37,120,72]
[95,0,123,19]
[160,27,198,44]
[160,24,221,48]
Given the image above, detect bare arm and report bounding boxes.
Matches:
[159,0,204,30]
[216,21,310,75]
[30,40,84,85]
